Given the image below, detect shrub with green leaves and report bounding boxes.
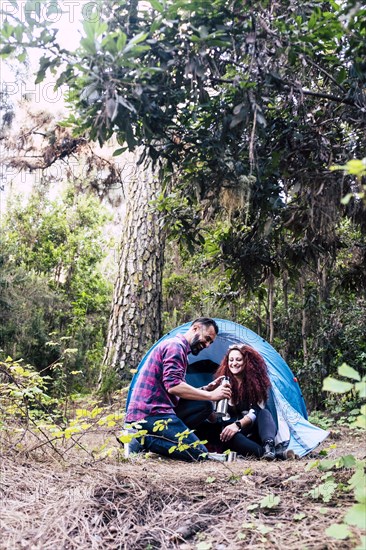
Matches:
[320,363,366,540]
[0,185,113,390]
[0,357,54,425]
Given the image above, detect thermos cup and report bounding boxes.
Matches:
[214,376,231,419]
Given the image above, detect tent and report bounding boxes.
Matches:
[126,318,329,457]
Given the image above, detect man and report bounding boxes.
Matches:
[125,317,232,461]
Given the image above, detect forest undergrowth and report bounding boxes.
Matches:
[1,389,365,550]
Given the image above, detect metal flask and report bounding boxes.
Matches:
[215,376,231,419]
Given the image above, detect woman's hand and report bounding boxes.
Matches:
[203,376,226,392]
[220,423,240,443]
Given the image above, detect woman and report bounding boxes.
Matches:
[206,344,278,459]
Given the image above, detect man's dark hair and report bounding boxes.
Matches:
[191,317,219,335]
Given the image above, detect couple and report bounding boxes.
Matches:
[125,317,291,462]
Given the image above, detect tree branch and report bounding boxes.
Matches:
[290,86,356,106]
[209,76,357,107]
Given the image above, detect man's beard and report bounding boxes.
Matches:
[190,334,204,356]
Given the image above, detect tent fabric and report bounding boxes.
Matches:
[126,318,329,457]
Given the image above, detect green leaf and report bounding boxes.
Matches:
[80,37,97,55]
[241,522,255,529]
[205,476,216,484]
[348,467,366,490]
[82,19,106,40]
[325,523,351,540]
[260,495,280,509]
[338,363,361,381]
[322,376,353,394]
[123,45,151,57]
[35,55,53,84]
[305,459,319,471]
[336,67,347,84]
[0,45,15,57]
[318,459,337,471]
[355,380,366,398]
[354,483,366,505]
[149,0,164,13]
[123,32,149,53]
[17,51,27,63]
[344,503,366,529]
[340,193,353,205]
[96,22,108,37]
[294,512,306,521]
[117,32,127,50]
[257,524,273,535]
[309,479,337,502]
[339,455,357,469]
[345,159,366,177]
[196,542,212,550]
[352,415,366,429]
[113,147,128,156]
[1,21,14,39]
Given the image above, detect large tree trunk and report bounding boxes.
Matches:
[103,156,164,376]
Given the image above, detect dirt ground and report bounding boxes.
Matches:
[1,424,365,550]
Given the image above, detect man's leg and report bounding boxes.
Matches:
[142,414,208,462]
[175,399,214,429]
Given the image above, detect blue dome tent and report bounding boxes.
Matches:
[126,319,329,457]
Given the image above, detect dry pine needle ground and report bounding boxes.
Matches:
[0,427,365,550]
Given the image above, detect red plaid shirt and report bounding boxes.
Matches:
[126,334,190,422]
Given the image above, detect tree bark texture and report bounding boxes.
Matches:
[103,155,164,375]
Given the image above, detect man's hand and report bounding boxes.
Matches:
[203,376,225,392]
[168,380,231,402]
[209,384,232,402]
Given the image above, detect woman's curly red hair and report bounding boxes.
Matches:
[215,344,271,406]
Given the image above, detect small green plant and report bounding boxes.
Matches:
[293,513,306,521]
[0,357,54,425]
[205,476,216,484]
[321,364,366,540]
[323,363,366,429]
[308,472,338,503]
[247,494,281,511]
[260,495,281,509]
[120,419,211,460]
[0,356,129,460]
[196,541,212,550]
[48,407,123,439]
[308,410,333,430]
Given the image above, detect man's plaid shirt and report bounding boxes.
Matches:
[126,334,191,422]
